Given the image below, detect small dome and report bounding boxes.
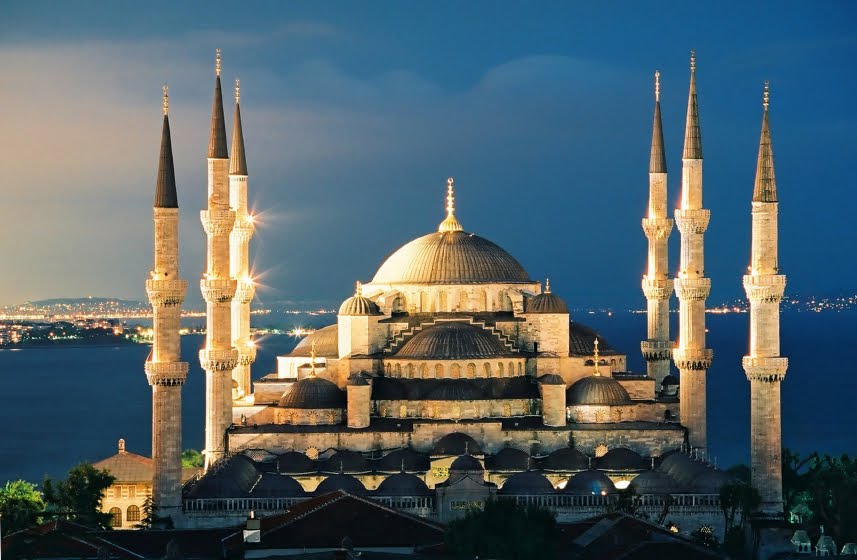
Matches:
[567,376,632,406]
[339,284,382,316]
[278,376,345,409]
[425,380,485,401]
[376,473,431,496]
[541,448,590,472]
[538,373,565,386]
[595,448,648,471]
[186,455,259,498]
[629,471,678,495]
[528,292,568,314]
[251,474,307,497]
[347,372,371,386]
[563,470,616,495]
[431,433,483,456]
[568,322,615,356]
[450,454,483,472]
[395,322,514,360]
[289,324,338,358]
[486,447,532,472]
[662,375,679,387]
[371,230,532,285]
[692,468,734,493]
[500,471,556,495]
[276,452,316,474]
[315,474,366,495]
[320,450,372,473]
[377,448,430,473]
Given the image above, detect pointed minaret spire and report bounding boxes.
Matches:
[683,50,702,159]
[208,49,228,159]
[753,81,777,202]
[650,71,667,173]
[229,78,248,175]
[155,85,178,208]
[438,177,464,232]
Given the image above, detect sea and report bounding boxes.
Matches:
[1,310,855,484]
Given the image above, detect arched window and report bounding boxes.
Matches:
[435,363,445,378]
[517,362,523,375]
[420,364,428,378]
[438,291,447,311]
[394,363,401,377]
[127,504,141,522]
[451,364,461,378]
[509,362,515,376]
[407,364,415,379]
[499,291,513,311]
[392,296,405,313]
[479,290,488,310]
[467,363,476,378]
[419,292,428,312]
[327,410,337,424]
[274,410,283,424]
[483,363,491,377]
[497,362,505,376]
[459,291,469,311]
[109,507,122,527]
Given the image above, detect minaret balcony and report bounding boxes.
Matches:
[743,274,786,303]
[145,361,189,386]
[236,344,257,366]
[230,220,255,243]
[200,209,237,236]
[674,277,711,301]
[641,277,673,300]
[200,277,237,304]
[234,279,256,304]
[743,356,788,382]
[674,209,710,235]
[199,348,239,372]
[641,339,673,361]
[673,348,713,370]
[146,278,188,307]
[641,218,674,240]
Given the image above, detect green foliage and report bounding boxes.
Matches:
[0,480,45,535]
[446,499,559,560]
[43,462,115,529]
[719,482,760,539]
[181,449,204,468]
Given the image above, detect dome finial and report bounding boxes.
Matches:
[309,341,317,377]
[593,338,601,376]
[438,177,464,232]
[355,280,362,297]
[763,80,770,111]
[215,48,222,76]
[655,71,661,102]
[162,84,169,116]
[545,278,551,294]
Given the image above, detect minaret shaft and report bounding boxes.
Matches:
[200,72,237,471]
[146,106,188,522]
[744,86,787,514]
[673,55,712,454]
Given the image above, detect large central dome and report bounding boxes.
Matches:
[372,230,531,285]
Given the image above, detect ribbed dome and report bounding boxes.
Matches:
[567,376,632,406]
[278,377,345,409]
[528,292,568,314]
[372,231,531,285]
[339,295,382,316]
[315,474,366,495]
[500,471,556,495]
[376,473,431,496]
[289,324,338,358]
[395,322,514,359]
[450,454,483,472]
[563,470,616,495]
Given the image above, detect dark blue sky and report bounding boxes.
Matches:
[1,1,855,307]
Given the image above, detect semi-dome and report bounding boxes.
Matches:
[500,471,556,495]
[376,473,431,496]
[568,322,616,356]
[541,448,590,471]
[563,470,616,495]
[278,376,345,409]
[395,322,514,359]
[567,375,632,406]
[431,432,483,456]
[315,474,366,495]
[372,230,531,285]
[629,471,678,495]
[339,283,382,316]
[289,324,338,358]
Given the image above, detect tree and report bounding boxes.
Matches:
[181,449,204,468]
[43,463,115,529]
[720,482,760,539]
[446,499,559,560]
[0,480,45,535]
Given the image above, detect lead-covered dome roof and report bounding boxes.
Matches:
[500,471,556,495]
[566,375,632,406]
[278,376,345,409]
[289,324,338,358]
[372,230,532,285]
[528,290,568,314]
[395,322,515,359]
[375,473,432,496]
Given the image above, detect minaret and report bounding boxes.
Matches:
[743,82,787,514]
[199,49,238,470]
[145,85,189,521]
[229,77,256,402]
[673,51,713,454]
[641,71,674,390]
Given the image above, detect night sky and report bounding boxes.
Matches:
[1,2,855,308]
